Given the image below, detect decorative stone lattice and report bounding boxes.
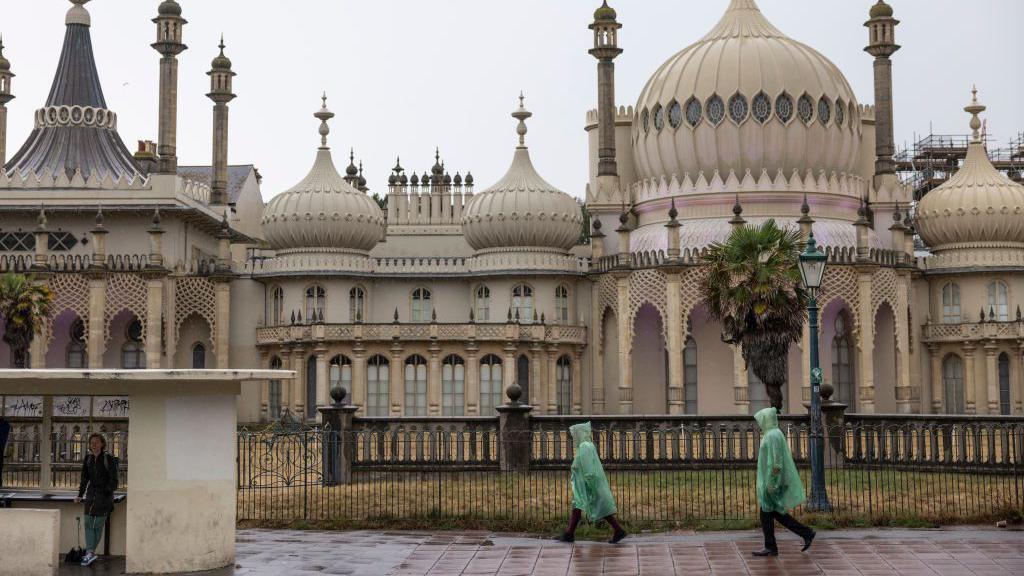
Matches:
[104,274,148,343]
[598,274,618,318]
[871,266,898,318]
[46,274,90,346]
[820,265,860,311]
[627,269,668,345]
[174,276,217,346]
[679,267,708,339]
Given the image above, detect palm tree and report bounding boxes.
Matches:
[700,220,807,410]
[0,273,53,369]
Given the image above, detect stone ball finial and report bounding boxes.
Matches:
[512,92,533,147]
[506,381,523,405]
[330,385,348,406]
[819,381,834,403]
[965,86,986,143]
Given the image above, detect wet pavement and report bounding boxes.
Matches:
[58,526,1024,575]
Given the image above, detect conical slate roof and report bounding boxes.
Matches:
[3,1,142,183]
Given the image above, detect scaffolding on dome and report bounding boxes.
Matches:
[895,130,1024,201]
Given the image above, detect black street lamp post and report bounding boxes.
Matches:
[798,231,832,512]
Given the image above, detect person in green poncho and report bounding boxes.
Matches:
[554,422,627,544]
[753,407,815,556]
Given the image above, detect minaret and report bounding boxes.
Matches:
[152,0,187,174]
[865,0,900,182]
[589,2,622,178]
[0,36,14,167]
[207,37,236,206]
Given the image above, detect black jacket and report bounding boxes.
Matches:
[77,451,119,517]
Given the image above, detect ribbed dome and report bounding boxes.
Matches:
[632,0,860,185]
[462,97,583,252]
[916,91,1024,251]
[261,97,384,253]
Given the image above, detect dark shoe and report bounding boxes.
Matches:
[608,530,627,544]
[802,530,815,552]
[752,548,778,557]
[554,532,575,543]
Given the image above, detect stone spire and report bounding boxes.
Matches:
[152,0,187,174]
[0,35,14,167]
[865,0,900,181]
[207,36,236,206]
[589,1,622,178]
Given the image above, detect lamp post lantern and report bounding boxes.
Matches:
[799,231,832,512]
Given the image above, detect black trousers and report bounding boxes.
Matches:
[760,509,813,552]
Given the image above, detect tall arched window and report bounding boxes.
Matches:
[442,355,465,416]
[366,355,390,417]
[512,284,534,323]
[349,287,365,322]
[942,283,961,324]
[987,281,1009,321]
[192,342,206,369]
[479,354,503,414]
[270,286,284,325]
[121,318,145,369]
[831,312,854,409]
[556,355,572,415]
[998,352,1011,415]
[684,337,698,414]
[66,317,87,369]
[411,288,432,322]
[517,355,530,404]
[305,285,326,323]
[268,356,283,420]
[942,354,965,414]
[306,355,318,419]
[404,355,428,416]
[555,285,570,324]
[474,285,490,322]
[329,355,352,395]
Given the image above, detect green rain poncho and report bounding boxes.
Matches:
[569,422,617,521]
[755,407,806,514]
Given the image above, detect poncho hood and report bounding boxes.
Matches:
[755,407,779,433]
[570,422,593,450]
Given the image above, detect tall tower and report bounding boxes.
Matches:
[152,0,187,174]
[0,36,14,167]
[589,1,622,179]
[865,0,900,182]
[207,37,236,206]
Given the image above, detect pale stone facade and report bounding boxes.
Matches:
[1,0,1022,425]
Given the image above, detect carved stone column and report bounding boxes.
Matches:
[665,270,684,414]
[213,280,231,368]
[895,272,914,413]
[465,342,480,415]
[591,279,605,414]
[928,344,943,413]
[427,342,442,416]
[503,344,517,406]
[733,345,749,415]
[572,347,583,415]
[86,274,108,369]
[144,276,164,369]
[963,344,977,414]
[547,344,559,414]
[616,273,632,414]
[291,347,306,418]
[984,342,999,414]
[351,343,366,413]
[389,343,403,416]
[315,349,329,416]
[856,268,876,413]
[800,321,811,405]
[529,344,543,411]
[1016,342,1024,414]
[258,350,269,420]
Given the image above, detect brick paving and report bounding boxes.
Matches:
[58,527,1024,575]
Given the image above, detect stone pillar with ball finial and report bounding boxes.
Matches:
[496,380,533,473]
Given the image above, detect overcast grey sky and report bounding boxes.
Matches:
[2,1,1022,200]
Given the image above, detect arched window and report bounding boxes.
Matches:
[987,281,1009,321]
[442,355,465,416]
[66,318,87,369]
[268,356,283,420]
[942,283,961,324]
[404,355,427,416]
[329,355,352,395]
[475,285,490,322]
[479,354,503,415]
[411,288,432,322]
[121,318,145,369]
[555,285,570,324]
[191,342,206,369]
[512,284,534,323]
[998,352,1011,415]
[942,354,965,414]
[684,337,698,414]
[349,287,365,323]
[366,355,390,417]
[831,312,854,408]
[305,285,325,323]
[306,356,318,419]
[270,286,284,325]
[556,355,572,415]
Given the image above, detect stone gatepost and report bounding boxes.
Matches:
[806,382,848,468]
[319,387,358,485]
[496,382,532,473]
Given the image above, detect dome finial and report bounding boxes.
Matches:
[314,92,335,148]
[512,91,533,148]
[965,85,986,143]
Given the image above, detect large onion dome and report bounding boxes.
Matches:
[916,89,1024,252]
[632,0,860,185]
[261,96,384,253]
[462,96,583,253]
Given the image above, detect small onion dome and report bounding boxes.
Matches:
[0,39,10,72]
[388,173,397,185]
[158,0,182,16]
[443,172,452,185]
[410,173,419,186]
[453,173,462,186]
[261,96,384,253]
[594,1,617,21]
[399,172,408,185]
[916,88,1024,251]
[869,1,893,18]
[462,95,583,252]
[211,37,232,70]
[465,172,474,186]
